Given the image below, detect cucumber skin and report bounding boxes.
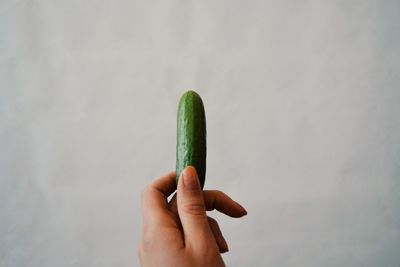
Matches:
[176,90,207,188]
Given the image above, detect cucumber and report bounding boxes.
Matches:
[176,90,207,188]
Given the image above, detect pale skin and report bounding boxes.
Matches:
[138,166,247,267]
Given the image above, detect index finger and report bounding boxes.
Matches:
[168,190,247,218]
[141,172,177,224]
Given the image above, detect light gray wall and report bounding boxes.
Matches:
[1,1,399,266]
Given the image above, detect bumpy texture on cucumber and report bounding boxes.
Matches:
[176,90,207,188]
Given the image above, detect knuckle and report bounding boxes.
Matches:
[141,185,153,202]
[207,217,217,224]
[207,217,218,228]
[214,190,230,202]
[182,200,206,216]
[214,190,223,195]
[215,190,229,200]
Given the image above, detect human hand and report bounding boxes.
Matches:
[138,166,247,267]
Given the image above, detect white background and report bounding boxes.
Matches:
[1,1,399,266]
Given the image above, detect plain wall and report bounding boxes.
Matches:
[1,1,399,266]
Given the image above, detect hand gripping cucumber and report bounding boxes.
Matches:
[176,90,207,188]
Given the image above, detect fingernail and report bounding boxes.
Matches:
[234,201,247,217]
[182,167,200,191]
[235,202,248,216]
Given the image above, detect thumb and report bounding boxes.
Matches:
[177,166,215,250]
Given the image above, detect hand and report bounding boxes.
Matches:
[138,166,247,267]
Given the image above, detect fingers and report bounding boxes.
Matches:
[204,190,247,217]
[148,171,177,198]
[169,196,234,253]
[141,172,177,227]
[176,166,217,251]
[169,190,247,218]
[208,216,229,253]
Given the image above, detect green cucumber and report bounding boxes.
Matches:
[176,90,207,188]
